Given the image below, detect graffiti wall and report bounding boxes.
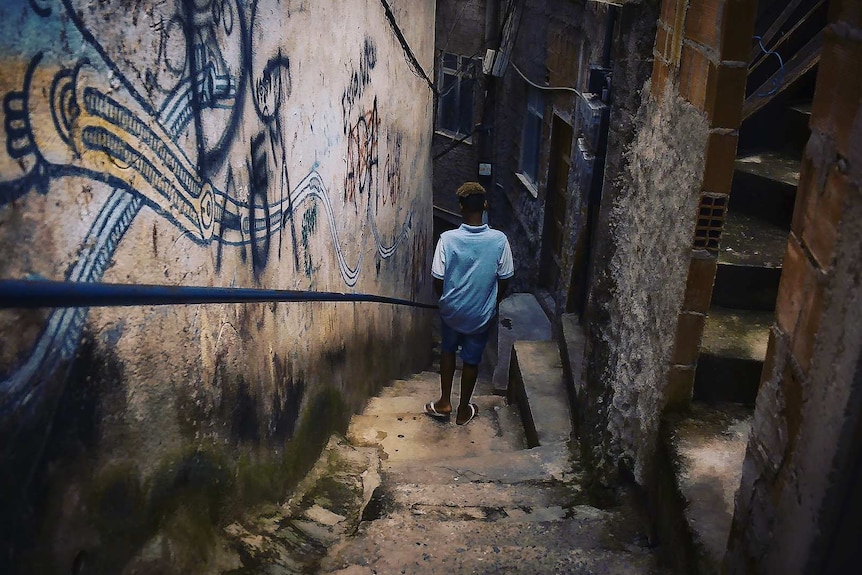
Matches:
[0,0,435,571]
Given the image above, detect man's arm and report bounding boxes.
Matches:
[434,278,444,298]
[497,278,509,304]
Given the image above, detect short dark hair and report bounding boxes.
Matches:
[459,193,485,213]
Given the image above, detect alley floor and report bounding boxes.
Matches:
[222,346,663,574]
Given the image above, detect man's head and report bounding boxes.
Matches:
[456,182,487,214]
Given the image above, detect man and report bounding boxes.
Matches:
[426,182,513,425]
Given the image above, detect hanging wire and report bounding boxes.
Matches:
[510,61,582,96]
[753,35,785,97]
[378,0,439,97]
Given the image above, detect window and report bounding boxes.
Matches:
[437,52,476,137]
[520,88,544,185]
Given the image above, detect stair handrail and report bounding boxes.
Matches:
[0,279,437,310]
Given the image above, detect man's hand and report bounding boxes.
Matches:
[434,278,444,298]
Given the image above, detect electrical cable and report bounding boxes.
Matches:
[378,0,439,97]
[753,35,785,97]
[510,61,582,96]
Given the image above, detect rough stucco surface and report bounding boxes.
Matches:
[584,81,708,486]
[0,1,434,572]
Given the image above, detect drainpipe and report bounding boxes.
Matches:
[478,0,501,194]
[601,5,617,69]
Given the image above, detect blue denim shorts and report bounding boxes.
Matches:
[440,319,491,365]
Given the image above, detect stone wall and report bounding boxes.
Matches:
[726,2,862,571]
[582,0,755,486]
[0,1,434,572]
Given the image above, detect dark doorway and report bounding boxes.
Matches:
[539,115,573,295]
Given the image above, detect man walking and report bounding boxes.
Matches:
[426,182,513,425]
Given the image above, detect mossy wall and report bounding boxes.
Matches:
[0,1,435,572]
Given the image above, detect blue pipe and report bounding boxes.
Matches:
[0,279,437,310]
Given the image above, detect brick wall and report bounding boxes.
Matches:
[725,2,862,570]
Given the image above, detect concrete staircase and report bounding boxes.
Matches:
[220,295,660,573]
[317,369,660,574]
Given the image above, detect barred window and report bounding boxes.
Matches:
[437,52,476,138]
[520,88,544,184]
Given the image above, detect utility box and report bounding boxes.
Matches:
[576,93,610,156]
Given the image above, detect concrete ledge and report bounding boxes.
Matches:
[493,294,552,395]
[507,341,571,448]
[559,314,586,431]
[656,403,752,574]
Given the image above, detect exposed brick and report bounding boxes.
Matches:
[685,0,722,51]
[775,234,813,335]
[661,0,680,26]
[791,148,820,237]
[791,264,825,374]
[706,62,747,129]
[802,165,850,271]
[682,252,718,313]
[758,326,781,389]
[703,130,739,195]
[671,312,707,365]
[666,364,696,411]
[781,356,804,450]
[679,44,712,109]
[652,58,670,100]
[655,24,672,63]
[720,0,757,62]
[810,27,862,158]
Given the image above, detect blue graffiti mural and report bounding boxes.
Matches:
[0,0,417,424]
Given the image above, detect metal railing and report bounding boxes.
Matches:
[0,279,437,310]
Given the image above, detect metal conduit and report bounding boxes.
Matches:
[0,279,437,310]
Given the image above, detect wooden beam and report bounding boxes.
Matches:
[750,0,806,63]
[742,32,822,121]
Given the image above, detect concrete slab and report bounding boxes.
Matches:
[659,403,752,574]
[492,293,553,395]
[508,341,571,447]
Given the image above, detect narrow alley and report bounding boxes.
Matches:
[1,0,861,574]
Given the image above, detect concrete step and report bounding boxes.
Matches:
[730,149,798,228]
[383,481,580,512]
[221,435,381,573]
[508,340,571,447]
[319,511,659,574]
[347,400,523,464]
[694,306,773,405]
[384,441,580,486]
[656,403,752,575]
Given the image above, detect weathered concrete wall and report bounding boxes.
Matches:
[0,0,434,572]
[581,0,755,489]
[582,80,708,486]
[726,4,862,570]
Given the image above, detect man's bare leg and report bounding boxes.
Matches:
[433,350,456,415]
[456,362,479,424]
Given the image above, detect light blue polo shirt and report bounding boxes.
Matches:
[431,224,514,334]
